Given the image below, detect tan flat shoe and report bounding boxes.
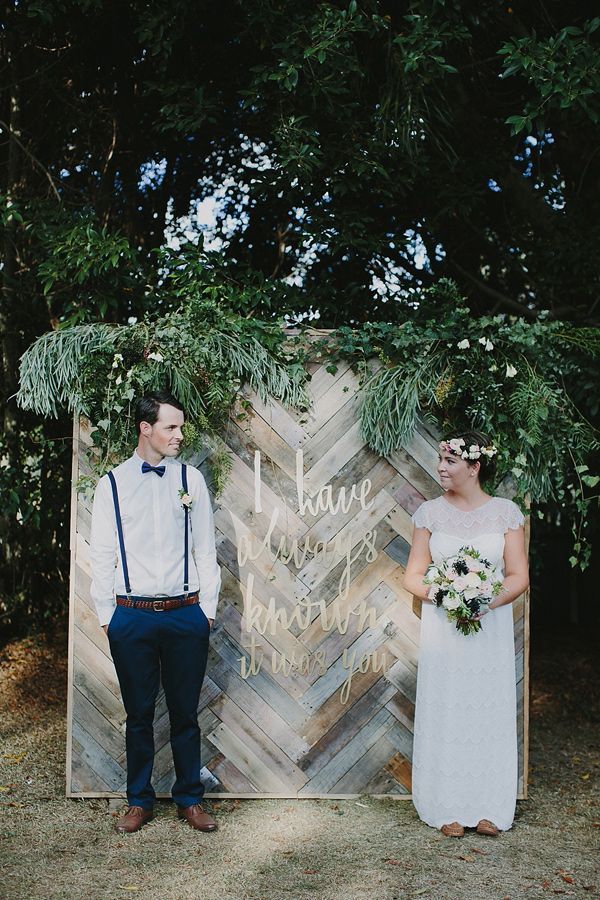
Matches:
[441,821,465,837]
[476,819,499,836]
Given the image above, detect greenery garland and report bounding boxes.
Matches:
[17,297,309,495]
[17,282,599,567]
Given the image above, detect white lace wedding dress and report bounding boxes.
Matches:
[411,495,524,831]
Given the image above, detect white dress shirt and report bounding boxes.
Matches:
[90,450,221,626]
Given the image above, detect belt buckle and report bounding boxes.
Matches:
[153,600,166,612]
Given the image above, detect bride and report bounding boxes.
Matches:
[403,431,529,837]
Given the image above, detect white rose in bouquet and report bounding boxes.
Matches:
[443,594,462,611]
[463,571,482,588]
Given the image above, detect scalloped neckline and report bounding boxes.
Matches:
[439,495,496,514]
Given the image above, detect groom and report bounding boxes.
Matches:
[90,391,221,834]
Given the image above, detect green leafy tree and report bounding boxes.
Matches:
[1,0,598,634]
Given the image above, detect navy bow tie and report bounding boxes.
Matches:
[141,461,166,477]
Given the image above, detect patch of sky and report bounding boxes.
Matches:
[139,158,168,190]
[404,228,430,271]
[164,137,268,250]
[283,235,327,288]
[165,178,250,253]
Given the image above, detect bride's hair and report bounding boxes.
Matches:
[443,429,497,484]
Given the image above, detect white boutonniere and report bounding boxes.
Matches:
[179,489,193,510]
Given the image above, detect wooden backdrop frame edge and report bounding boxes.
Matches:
[65,413,80,799]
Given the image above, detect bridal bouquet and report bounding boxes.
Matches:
[423,546,503,636]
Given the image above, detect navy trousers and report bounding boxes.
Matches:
[107,602,210,810]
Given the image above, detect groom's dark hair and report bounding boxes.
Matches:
[134,391,185,435]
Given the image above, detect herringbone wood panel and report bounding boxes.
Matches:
[67,361,529,798]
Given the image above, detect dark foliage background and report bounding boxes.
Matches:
[1,0,598,639]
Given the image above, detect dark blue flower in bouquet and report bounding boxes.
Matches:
[453,559,469,576]
[465,598,480,614]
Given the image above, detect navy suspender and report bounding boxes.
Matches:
[107,470,132,596]
[107,465,191,597]
[182,464,189,594]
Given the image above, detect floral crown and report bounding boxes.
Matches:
[439,438,498,461]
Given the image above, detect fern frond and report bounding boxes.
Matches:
[507,366,561,447]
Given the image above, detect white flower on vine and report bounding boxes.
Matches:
[115,374,123,386]
[479,337,494,351]
[111,353,123,369]
[147,351,164,362]
[457,339,470,350]
[505,363,517,378]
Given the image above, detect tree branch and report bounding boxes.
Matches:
[450,260,539,320]
[0,119,61,201]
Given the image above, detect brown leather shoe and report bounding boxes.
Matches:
[115,805,153,833]
[440,821,465,837]
[177,803,217,832]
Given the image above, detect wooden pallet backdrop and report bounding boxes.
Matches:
[66,358,529,799]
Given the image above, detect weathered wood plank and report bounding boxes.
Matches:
[386,448,443,500]
[299,619,392,713]
[299,708,393,794]
[301,393,362,469]
[211,756,259,794]
[240,388,307,450]
[302,420,366,497]
[385,753,413,792]
[300,676,397,774]
[207,721,290,794]
[302,457,397,544]
[330,735,398,794]
[71,721,126,790]
[72,687,124,763]
[208,626,309,731]
[297,489,397,591]
[209,659,310,762]
[209,694,309,790]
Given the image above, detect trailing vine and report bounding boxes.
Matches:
[17,281,599,568]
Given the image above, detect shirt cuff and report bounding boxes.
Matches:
[199,595,218,621]
[96,601,116,628]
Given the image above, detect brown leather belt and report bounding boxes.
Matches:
[116,592,199,611]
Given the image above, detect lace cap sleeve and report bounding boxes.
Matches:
[412,501,431,530]
[504,499,525,530]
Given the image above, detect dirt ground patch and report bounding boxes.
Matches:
[0,628,598,900]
